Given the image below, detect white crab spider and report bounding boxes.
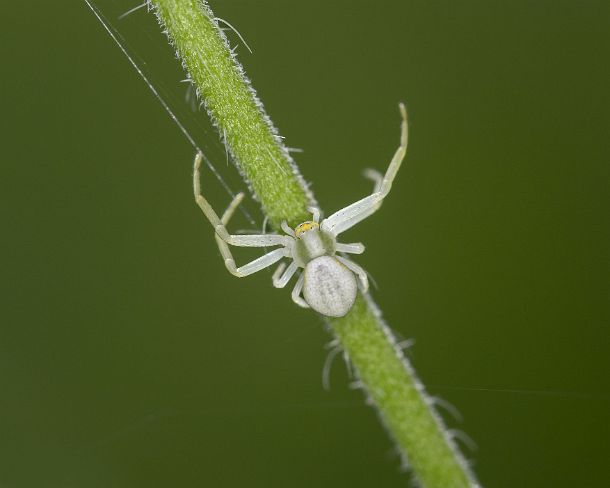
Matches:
[193,103,408,317]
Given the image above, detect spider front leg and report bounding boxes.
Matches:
[194,153,290,277]
[321,103,408,237]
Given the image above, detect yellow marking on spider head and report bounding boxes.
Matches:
[295,221,319,237]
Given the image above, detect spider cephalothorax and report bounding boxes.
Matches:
[193,103,407,317]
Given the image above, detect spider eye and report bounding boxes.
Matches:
[295,221,319,237]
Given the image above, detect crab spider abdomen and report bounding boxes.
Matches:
[303,256,357,317]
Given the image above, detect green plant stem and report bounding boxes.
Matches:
[151,1,478,486]
[154,0,312,228]
[329,296,476,487]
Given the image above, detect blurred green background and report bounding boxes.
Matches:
[2,1,608,486]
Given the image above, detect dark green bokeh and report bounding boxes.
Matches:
[2,1,608,487]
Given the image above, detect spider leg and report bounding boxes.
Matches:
[291,273,309,308]
[222,247,288,277]
[194,152,292,277]
[281,220,295,237]
[215,193,289,276]
[335,242,365,254]
[218,188,243,225]
[272,261,299,288]
[378,102,408,198]
[321,103,408,236]
[215,192,288,276]
[307,206,321,223]
[336,256,369,292]
[322,195,381,236]
[194,152,290,247]
[363,168,383,193]
[360,169,384,216]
